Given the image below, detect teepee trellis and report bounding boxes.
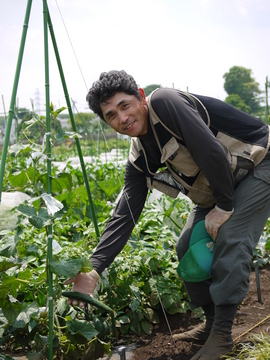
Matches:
[0,1,100,358]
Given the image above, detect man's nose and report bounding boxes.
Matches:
[119,112,128,123]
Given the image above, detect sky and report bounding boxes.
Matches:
[0,0,269,116]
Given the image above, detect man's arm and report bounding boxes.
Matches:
[65,160,149,303]
[90,160,148,274]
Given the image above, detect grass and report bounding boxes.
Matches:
[223,333,270,359]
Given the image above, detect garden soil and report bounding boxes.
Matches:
[127,264,270,360]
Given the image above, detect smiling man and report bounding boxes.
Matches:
[101,90,148,137]
[65,70,270,360]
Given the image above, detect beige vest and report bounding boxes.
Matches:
[129,92,270,208]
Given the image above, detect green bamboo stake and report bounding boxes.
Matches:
[266,76,269,124]
[43,2,54,359]
[1,95,7,129]
[0,0,33,202]
[47,10,100,238]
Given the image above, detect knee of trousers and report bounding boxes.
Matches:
[209,227,253,305]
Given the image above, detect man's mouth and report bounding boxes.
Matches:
[125,121,135,130]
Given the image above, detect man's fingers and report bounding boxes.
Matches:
[64,277,75,285]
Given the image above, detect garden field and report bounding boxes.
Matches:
[0,108,270,359]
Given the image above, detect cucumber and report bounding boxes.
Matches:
[62,291,113,313]
[62,291,117,340]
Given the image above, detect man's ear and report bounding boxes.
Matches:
[138,88,146,100]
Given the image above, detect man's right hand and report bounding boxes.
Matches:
[64,270,100,307]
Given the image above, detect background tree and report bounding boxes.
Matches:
[144,84,161,97]
[223,66,261,114]
[70,112,96,135]
[223,94,250,113]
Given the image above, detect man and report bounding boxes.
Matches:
[65,70,270,360]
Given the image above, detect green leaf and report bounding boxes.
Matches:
[0,309,9,338]
[118,315,130,324]
[66,318,98,341]
[141,319,153,335]
[51,106,66,118]
[1,295,23,324]
[49,258,83,278]
[129,298,140,312]
[28,207,53,229]
[0,237,18,258]
[7,170,29,188]
[8,143,33,157]
[143,308,159,324]
[97,180,121,197]
[52,173,73,193]
[23,117,41,132]
[0,257,19,273]
[147,257,159,272]
[17,204,37,217]
[13,302,39,329]
[56,297,67,316]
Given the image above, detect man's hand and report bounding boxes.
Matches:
[64,270,100,307]
[205,206,234,241]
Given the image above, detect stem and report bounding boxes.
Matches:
[167,215,182,230]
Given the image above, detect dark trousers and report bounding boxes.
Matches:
[175,152,270,308]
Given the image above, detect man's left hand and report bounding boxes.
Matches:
[205,206,233,241]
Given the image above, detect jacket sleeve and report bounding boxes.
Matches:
[151,88,235,211]
[90,160,148,274]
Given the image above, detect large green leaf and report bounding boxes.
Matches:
[13,302,39,329]
[0,257,19,273]
[8,143,35,157]
[1,295,23,324]
[7,171,29,188]
[141,319,153,335]
[17,204,37,217]
[49,258,83,278]
[40,172,73,193]
[96,180,121,197]
[52,173,73,192]
[29,207,53,229]
[66,318,98,341]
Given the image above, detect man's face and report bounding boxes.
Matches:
[100,90,148,137]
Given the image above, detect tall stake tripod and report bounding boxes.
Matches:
[0,1,99,358]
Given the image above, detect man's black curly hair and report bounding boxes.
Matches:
[86,70,141,121]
